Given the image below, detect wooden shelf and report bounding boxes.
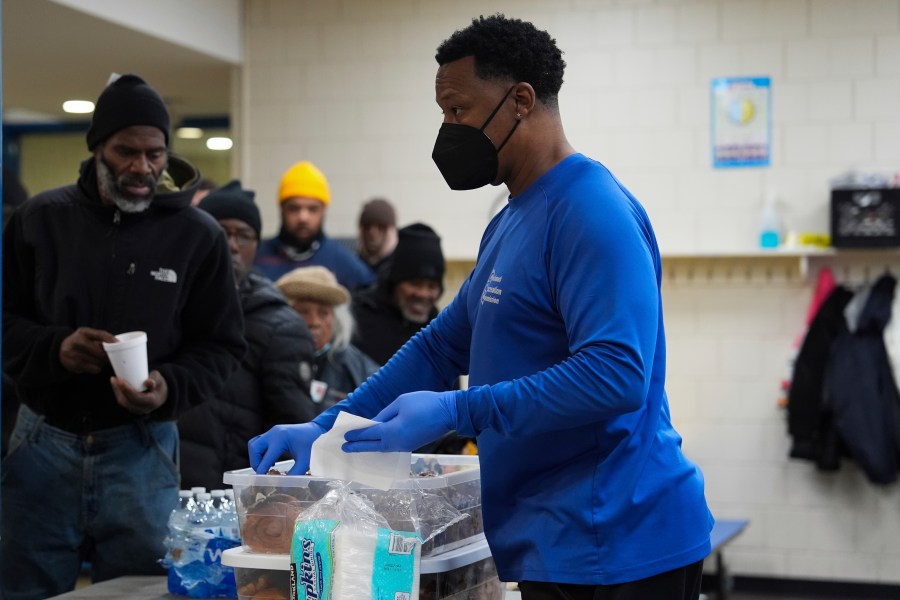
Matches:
[447,249,898,285]
[661,248,899,283]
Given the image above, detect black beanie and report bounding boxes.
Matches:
[197,180,261,238]
[86,74,170,150]
[388,223,445,286]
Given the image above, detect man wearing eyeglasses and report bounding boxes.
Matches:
[179,180,318,490]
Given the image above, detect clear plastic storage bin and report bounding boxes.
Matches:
[221,537,503,600]
[223,454,482,556]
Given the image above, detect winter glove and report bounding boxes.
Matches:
[248,422,327,475]
[342,390,459,453]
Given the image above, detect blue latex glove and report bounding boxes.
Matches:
[248,422,327,475]
[342,390,458,453]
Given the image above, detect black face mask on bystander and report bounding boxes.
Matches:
[431,86,520,190]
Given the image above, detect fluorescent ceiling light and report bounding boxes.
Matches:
[206,137,233,151]
[62,100,95,114]
[176,127,204,139]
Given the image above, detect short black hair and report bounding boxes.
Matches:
[435,14,566,106]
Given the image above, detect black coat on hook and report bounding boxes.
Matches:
[788,286,854,469]
[824,273,899,485]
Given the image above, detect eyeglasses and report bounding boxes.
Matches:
[222,228,258,246]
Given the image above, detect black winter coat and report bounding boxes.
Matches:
[788,286,853,469]
[824,274,899,484]
[178,272,316,490]
[2,157,245,433]
[312,344,379,412]
[351,284,438,366]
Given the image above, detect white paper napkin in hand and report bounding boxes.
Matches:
[309,412,411,490]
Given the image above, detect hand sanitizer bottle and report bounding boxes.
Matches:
[759,192,781,249]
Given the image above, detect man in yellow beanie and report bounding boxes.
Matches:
[254,161,374,291]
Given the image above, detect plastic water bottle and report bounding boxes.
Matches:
[174,493,217,597]
[210,489,225,510]
[190,486,207,499]
[169,490,196,553]
[170,490,195,530]
[223,489,236,516]
[176,492,238,597]
[218,489,240,543]
[193,492,218,536]
[210,489,238,540]
[164,490,197,595]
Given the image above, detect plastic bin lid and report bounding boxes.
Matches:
[222,547,289,569]
[223,453,479,490]
[420,536,490,573]
[221,537,490,574]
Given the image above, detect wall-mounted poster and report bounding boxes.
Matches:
[711,76,771,168]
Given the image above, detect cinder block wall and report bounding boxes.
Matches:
[241,0,900,584]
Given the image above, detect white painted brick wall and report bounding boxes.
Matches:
[877,35,900,75]
[856,78,900,119]
[875,121,900,160]
[829,38,875,78]
[241,0,900,585]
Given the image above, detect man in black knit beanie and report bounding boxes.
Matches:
[350,223,445,366]
[1,73,245,599]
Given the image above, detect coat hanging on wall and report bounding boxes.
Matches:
[823,273,899,485]
[788,273,900,485]
[787,285,854,470]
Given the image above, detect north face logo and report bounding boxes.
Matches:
[150,268,178,283]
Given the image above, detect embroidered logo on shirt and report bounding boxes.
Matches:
[481,269,503,305]
[150,268,178,283]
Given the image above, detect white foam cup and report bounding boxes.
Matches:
[102,331,149,391]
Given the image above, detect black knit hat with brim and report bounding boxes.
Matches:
[197,180,261,238]
[86,74,170,150]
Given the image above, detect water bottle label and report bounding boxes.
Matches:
[204,536,239,565]
[164,517,239,597]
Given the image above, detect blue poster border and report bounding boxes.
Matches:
[710,76,771,169]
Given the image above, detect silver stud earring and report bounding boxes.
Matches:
[516,112,522,118]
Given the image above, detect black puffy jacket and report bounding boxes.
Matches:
[178,272,316,490]
[311,344,379,412]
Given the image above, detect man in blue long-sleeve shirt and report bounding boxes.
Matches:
[250,14,712,600]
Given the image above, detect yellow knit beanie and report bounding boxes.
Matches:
[278,161,330,205]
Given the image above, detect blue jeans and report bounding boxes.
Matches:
[1,405,180,600]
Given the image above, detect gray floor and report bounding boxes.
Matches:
[63,578,877,599]
[507,589,875,599]
[721,588,897,599]
[506,593,799,599]
[507,591,822,600]
[728,592,828,600]
[723,593,890,600]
